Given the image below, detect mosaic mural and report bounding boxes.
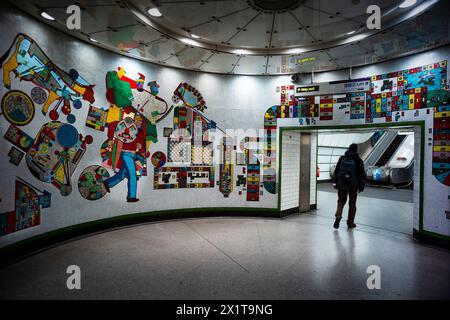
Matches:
[263,60,449,194]
[235,137,262,201]
[0,33,95,123]
[85,105,108,132]
[0,32,449,239]
[0,178,51,236]
[77,67,171,202]
[162,82,224,194]
[154,166,215,189]
[25,121,93,196]
[1,90,34,126]
[78,165,111,201]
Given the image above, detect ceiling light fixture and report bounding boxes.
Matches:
[191,34,200,39]
[347,33,369,43]
[180,38,198,46]
[287,48,306,55]
[233,49,251,55]
[399,0,417,8]
[40,11,55,21]
[147,7,162,17]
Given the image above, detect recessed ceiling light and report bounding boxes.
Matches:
[89,37,98,43]
[180,38,197,46]
[41,11,55,21]
[399,0,417,8]
[191,34,200,39]
[346,30,356,35]
[147,7,162,17]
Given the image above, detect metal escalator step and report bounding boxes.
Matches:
[375,134,407,167]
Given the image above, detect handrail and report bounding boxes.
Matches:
[364,131,397,167]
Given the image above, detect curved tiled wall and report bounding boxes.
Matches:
[0,2,449,250]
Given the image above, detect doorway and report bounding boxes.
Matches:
[279,124,422,235]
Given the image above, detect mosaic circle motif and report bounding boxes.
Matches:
[78,165,110,200]
[69,69,79,81]
[20,136,33,150]
[84,135,94,145]
[1,90,35,126]
[172,95,180,104]
[66,113,76,124]
[30,87,48,105]
[49,110,59,121]
[57,124,79,148]
[61,104,71,115]
[60,184,72,197]
[151,151,167,168]
[73,99,82,110]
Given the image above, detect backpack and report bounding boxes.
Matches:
[338,156,357,190]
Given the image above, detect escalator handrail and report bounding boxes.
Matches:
[364,131,397,167]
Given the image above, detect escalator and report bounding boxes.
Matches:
[363,131,397,167]
[386,134,415,186]
[375,134,407,167]
[366,133,414,186]
[327,131,414,187]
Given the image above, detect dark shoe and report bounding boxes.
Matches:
[333,218,341,229]
[347,222,357,228]
[103,181,110,193]
[127,197,139,202]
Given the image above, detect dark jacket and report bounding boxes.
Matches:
[333,151,366,190]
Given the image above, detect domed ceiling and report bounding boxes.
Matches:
[8,0,450,75]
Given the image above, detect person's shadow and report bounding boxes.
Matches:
[327,229,357,294]
[333,228,356,261]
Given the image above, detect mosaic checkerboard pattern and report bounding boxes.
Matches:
[168,140,191,163]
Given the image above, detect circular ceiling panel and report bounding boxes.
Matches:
[6,0,450,75]
[127,0,439,53]
[251,0,300,10]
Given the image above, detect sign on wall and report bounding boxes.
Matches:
[295,85,320,94]
[329,78,371,93]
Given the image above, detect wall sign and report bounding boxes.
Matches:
[297,57,316,64]
[329,78,371,93]
[296,85,320,94]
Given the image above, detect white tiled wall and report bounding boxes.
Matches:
[317,147,346,180]
[280,131,301,211]
[413,126,421,231]
[310,133,317,206]
[281,131,317,211]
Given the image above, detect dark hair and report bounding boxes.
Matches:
[348,143,358,153]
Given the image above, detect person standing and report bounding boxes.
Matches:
[333,143,366,229]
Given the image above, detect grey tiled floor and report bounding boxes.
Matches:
[316,183,414,234]
[0,213,449,299]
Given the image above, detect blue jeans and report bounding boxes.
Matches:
[105,151,137,199]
